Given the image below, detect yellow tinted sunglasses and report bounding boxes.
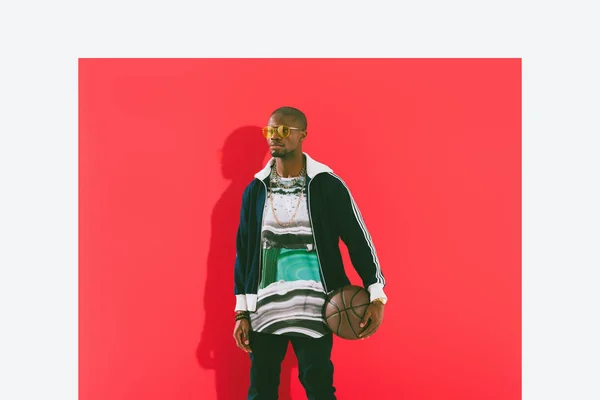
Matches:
[262,125,303,139]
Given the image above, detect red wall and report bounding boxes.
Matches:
[79,58,521,400]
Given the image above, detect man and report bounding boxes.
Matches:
[233,106,388,400]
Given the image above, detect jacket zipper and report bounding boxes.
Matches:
[257,180,267,294]
[307,177,329,293]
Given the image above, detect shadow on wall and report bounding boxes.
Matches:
[196,125,298,400]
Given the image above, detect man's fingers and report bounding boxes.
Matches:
[359,325,374,338]
[242,329,252,353]
[360,325,379,339]
[234,336,243,350]
[359,318,380,338]
[360,309,372,328]
[233,320,253,353]
[234,328,249,352]
[234,330,243,349]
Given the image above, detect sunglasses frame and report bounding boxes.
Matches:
[262,125,303,139]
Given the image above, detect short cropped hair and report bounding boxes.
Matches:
[270,106,307,130]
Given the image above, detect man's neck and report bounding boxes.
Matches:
[275,153,305,178]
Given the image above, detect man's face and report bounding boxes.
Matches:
[265,114,305,158]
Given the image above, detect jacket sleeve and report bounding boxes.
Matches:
[330,174,388,302]
[233,184,251,311]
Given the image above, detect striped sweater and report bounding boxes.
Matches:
[250,174,329,338]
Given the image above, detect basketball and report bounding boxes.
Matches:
[323,285,371,340]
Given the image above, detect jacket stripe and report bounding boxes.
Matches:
[328,173,385,285]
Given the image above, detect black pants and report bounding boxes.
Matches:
[247,331,337,400]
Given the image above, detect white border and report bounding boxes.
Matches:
[1,1,599,399]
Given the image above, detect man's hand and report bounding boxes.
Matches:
[358,301,385,338]
[233,318,252,353]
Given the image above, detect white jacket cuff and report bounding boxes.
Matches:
[234,294,248,311]
[367,283,388,303]
[234,294,258,312]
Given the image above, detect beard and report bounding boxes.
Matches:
[270,147,287,158]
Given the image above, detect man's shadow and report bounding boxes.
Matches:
[196,126,298,400]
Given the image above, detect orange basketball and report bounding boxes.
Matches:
[323,285,371,340]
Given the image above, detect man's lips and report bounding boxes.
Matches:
[270,143,283,147]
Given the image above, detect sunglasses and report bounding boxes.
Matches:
[262,125,303,139]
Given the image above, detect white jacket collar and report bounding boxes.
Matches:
[254,152,333,180]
